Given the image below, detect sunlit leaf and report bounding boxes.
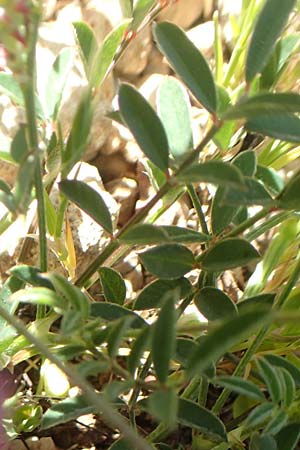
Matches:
[98,267,126,305]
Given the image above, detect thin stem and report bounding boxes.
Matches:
[224,206,273,238]
[187,184,209,235]
[0,305,153,450]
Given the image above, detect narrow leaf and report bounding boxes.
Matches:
[152,294,176,383]
[90,302,146,328]
[246,0,296,82]
[134,278,191,310]
[221,177,274,207]
[264,410,288,435]
[120,224,170,245]
[222,93,300,121]
[41,396,95,430]
[157,77,193,161]
[73,21,98,73]
[59,180,113,234]
[278,367,296,408]
[132,0,155,30]
[200,238,260,272]
[177,161,245,187]
[214,376,264,401]
[140,244,195,279]
[148,389,178,427]
[187,308,271,376]
[256,357,282,404]
[127,327,151,374]
[119,83,169,171]
[161,226,211,243]
[194,287,237,321]
[0,73,24,105]
[247,113,300,143]
[45,48,73,119]
[245,402,274,428]
[153,22,217,113]
[98,267,126,305]
[90,21,130,88]
[9,265,53,290]
[264,354,300,387]
[9,288,62,309]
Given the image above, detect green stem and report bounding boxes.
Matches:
[187,184,209,236]
[0,305,153,450]
[224,205,273,238]
[275,251,300,309]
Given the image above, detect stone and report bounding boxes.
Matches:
[42,0,57,20]
[186,21,215,57]
[158,0,214,30]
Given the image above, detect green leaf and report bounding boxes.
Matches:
[140,244,195,279]
[152,294,176,383]
[127,326,151,374]
[153,22,217,114]
[177,161,245,187]
[59,180,113,234]
[277,172,300,210]
[222,93,300,121]
[134,278,191,310]
[119,84,169,171]
[120,224,170,245]
[108,438,133,450]
[221,177,274,207]
[98,267,126,305]
[237,293,276,313]
[256,165,284,196]
[107,316,134,358]
[233,150,257,177]
[14,155,35,212]
[119,0,133,17]
[187,308,270,376]
[277,367,295,408]
[264,354,300,387]
[44,189,57,237]
[9,287,62,310]
[213,376,264,401]
[200,238,260,272]
[132,0,155,30]
[245,402,274,428]
[157,76,193,161]
[90,21,130,88]
[90,302,146,328]
[41,396,95,430]
[276,423,300,450]
[194,287,237,321]
[177,398,227,442]
[264,409,288,435]
[246,0,296,82]
[45,48,73,120]
[73,21,98,74]
[246,113,300,143]
[11,126,28,163]
[250,432,277,450]
[256,357,282,404]
[9,265,53,290]
[62,89,93,176]
[161,226,211,243]
[148,388,178,427]
[0,73,24,105]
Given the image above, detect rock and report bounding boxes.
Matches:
[186,21,215,57]
[81,0,123,27]
[42,0,57,20]
[158,0,214,30]
[106,177,139,227]
[138,73,165,107]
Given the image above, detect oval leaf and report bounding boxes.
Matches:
[223,93,300,121]
[278,367,296,408]
[98,267,126,305]
[187,308,271,376]
[177,398,227,442]
[140,244,195,279]
[153,22,217,114]
[120,224,170,245]
[119,83,169,171]
[73,21,97,73]
[161,225,211,243]
[134,278,191,310]
[194,287,237,321]
[276,423,300,450]
[59,179,113,234]
[148,388,178,427]
[221,177,274,207]
[177,161,245,187]
[246,0,296,82]
[213,376,264,401]
[246,113,300,143]
[256,357,282,404]
[90,302,146,328]
[200,238,260,272]
[157,77,193,161]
